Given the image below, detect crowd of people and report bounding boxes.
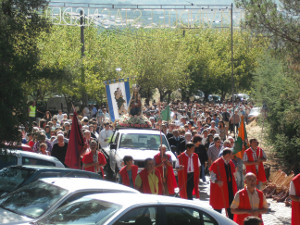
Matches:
[22,99,299,225]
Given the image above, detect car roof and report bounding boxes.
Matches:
[83,193,203,206]
[1,149,62,162]
[73,193,235,224]
[39,177,140,193]
[7,165,101,177]
[117,129,164,135]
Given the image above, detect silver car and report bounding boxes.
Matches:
[0,149,64,169]
[0,177,139,224]
[34,193,237,225]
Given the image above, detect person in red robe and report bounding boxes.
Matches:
[82,140,107,178]
[177,142,200,200]
[119,155,138,188]
[231,172,268,225]
[243,139,267,189]
[289,171,300,225]
[209,147,237,219]
[154,144,177,195]
[135,158,163,194]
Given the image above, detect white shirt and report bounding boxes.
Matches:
[57,114,64,123]
[98,129,113,148]
[289,180,296,195]
[176,151,201,173]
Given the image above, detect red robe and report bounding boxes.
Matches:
[245,147,267,183]
[119,165,138,187]
[154,153,177,195]
[209,157,237,209]
[82,150,107,178]
[178,152,200,199]
[233,188,264,225]
[292,174,300,225]
[137,168,163,194]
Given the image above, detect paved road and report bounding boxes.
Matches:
[195,178,291,225]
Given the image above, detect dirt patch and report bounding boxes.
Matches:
[245,119,279,172]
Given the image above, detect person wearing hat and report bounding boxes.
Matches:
[209,147,237,219]
[209,120,220,134]
[63,121,71,139]
[81,117,89,126]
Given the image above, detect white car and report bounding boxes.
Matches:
[0,149,64,169]
[103,128,177,180]
[0,177,139,224]
[248,107,262,122]
[34,193,237,225]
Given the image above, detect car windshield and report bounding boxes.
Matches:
[0,180,68,218]
[119,133,169,150]
[0,167,35,196]
[37,197,121,225]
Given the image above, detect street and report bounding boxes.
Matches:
[196,178,292,225]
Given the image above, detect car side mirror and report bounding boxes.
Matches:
[110,143,117,150]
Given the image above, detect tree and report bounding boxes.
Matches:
[252,52,300,171]
[235,0,300,64]
[0,0,50,144]
[237,0,300,172]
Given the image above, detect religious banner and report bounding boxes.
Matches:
[105,79,131,122]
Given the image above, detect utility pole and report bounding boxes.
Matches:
[230,3,234,103]
[80,10,88,107]
[230,3,237,136]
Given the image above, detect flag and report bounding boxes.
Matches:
[233,115,248,159]
[105,80,130,122]
[161,105,171,121]
[65,112,84,169]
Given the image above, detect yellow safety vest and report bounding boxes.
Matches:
[29,105,36,117]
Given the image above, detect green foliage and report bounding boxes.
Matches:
[183,29,266,100]
[238,0,300,172]
[253,52,300,171]
[235,0,300,63]
[0,0,50,144]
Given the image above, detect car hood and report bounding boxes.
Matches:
[117,149,177,162]
[0,208,32,224]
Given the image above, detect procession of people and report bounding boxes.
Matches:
[22,98,299,225]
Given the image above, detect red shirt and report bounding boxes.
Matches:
[233,188,264,225]
[154,153,177,195]
[291,174,300,225]
[209,157,237,209]
[177,152,200,199]
[82,150,106,178]
[119,165,138,187]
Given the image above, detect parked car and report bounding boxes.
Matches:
[34,193,237,225]
[0,165,101,197]
[208,94,221,102]
[248,107,262,122]
[0,149,64,170]
[103,128,177,181]
[0,177,139,224]
[193,90,205,102]
[233,93,250,101]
